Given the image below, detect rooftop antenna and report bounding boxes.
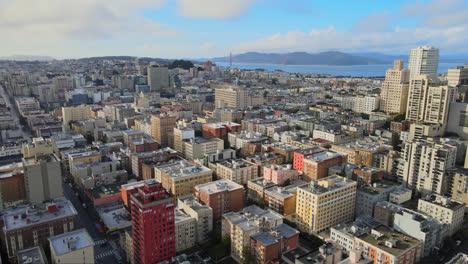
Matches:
[230,52,232,67]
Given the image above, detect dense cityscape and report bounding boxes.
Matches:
[0,44,467,264]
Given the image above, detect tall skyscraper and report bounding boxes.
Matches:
[408,46,439,79]
[379,60,410,114]
[406,75,456,125]
[151,114,176,146]
[130,179,175,264]
[148,65,169,92]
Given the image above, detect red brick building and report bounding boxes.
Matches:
[250,224,299,264]
[352,166,384,184]
[202,122,241,139]
[195,179,244,221]
[293,147,326,172]
[128,138,160,153]
[130,180,175,264]
[303,151,347,181]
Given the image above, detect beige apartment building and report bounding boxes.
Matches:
[215,86,248,110]
[178,195,213,244]
[151,113,176,146]
[418,195,465,236]
[222,206,283,262]
[379,60,410,114]
[406,75,456,125]
[216,159,258,185]
[184,137,224,160]
[296,176,356,233]
[175,207,197,252]
[22,137,54,158]
[173,126,195,154]
[23,154,63,203]
[49,229,95,264]
[62,105,92,126]
[155,161,213,199]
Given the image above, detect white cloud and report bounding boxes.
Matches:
[401,0,468,27]
[233,25,468,54]
[176,0,258,19]
[0,0,178,55]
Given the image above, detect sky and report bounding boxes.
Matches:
[1,0,468,59]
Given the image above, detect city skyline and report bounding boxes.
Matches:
[2,0,468,59]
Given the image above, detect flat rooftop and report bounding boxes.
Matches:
[2,197,77,232]
[223,205,283,231]
[420,194,465,211]
[304,151,345,162]
[97,204,131,231]
[17,246,47,264]
[333,138,392,152]
[157,160,212,179]
[358,180,399,195]
[49,228,94,256]
[357,225,421,256]
[299,175,356,195]
[196,179,243,194]
[203,121,240,129]
[248,178,278,189]
[87,183,122,200]
[218,159,256,169]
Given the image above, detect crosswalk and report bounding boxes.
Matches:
[93,239,107,246]
[95,250,114,259]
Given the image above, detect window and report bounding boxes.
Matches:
[459,111,468,127]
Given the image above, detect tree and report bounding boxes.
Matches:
[168,59,194,70]
[339,166,346,177]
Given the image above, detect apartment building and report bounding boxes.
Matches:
[174,207,196,252]
[215,86,249,110]
[49,229,94,264]
[178,195,213,244]
[408,46,439,78]
[23,154,63,203]
[222,206,283,262]
[397,137,457,195]
[183,137,224,160]
[296,176,356,233]
[22,137,54,158]
[195,179,244,221]
[130,180,175,264]
[216,159,258,185]
[173,126,195,154]
[380,60,410,114]
[62,105,92,126]
[151,114,176,146]
[0,198,77,262]
[202,121,241,139]
[331,138,392,167]
[355,181,399,218]
[293,147,326,172]
[417,195,465,236]
[155,160,212,199]
[303,151,347,181]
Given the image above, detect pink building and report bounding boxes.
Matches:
[263,165,294,185]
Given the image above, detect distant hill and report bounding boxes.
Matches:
[352,52,468,64]
[0,55,55,61]
[211,51,388,66]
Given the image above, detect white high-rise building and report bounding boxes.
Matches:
[397,138,457,195]
[408,46,439,79]
[379,60,410,114]
[447,66,468,87]
[215,86,248,110]
[406,75,456,125]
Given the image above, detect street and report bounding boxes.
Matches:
[62,182,122,263]
[0,84,32,142]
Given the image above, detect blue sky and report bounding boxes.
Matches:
[0,0,467,58]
